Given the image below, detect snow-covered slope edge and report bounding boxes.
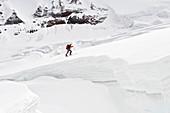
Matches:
[0,81,40,113]
[1,55,170,113]
[1,27,170,95]
[24,76,123,113]
[2,55,170,95]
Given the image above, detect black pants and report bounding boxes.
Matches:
[66,49,72,56]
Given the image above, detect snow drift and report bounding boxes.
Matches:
[0,81,40,113]
[24,76,122,113]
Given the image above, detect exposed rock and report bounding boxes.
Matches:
[68,14,106,25]
[5,11,24,25]
[90,2,96,10]
[61,11,73,17]
[43,7,49,17]
[70,0,82,5]
[26,29,38,33]
[33,5,43,18]
[46,19,66,27]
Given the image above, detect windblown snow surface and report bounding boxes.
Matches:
[0,81,40,113]
[1,0,170,113]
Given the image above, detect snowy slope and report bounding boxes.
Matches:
[0,26,170,76]
[0,25,170,113]
[95,0,163,14]
[1,0,170,113]
[0,81,40,113]
[24,76,121,113]
[78,28,170,64]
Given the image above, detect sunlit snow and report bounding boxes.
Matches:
[0,0,170,113]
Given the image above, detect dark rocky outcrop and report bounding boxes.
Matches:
[67,15,106,25]
[5,11,24,25]
[26,29,38,33]
[32,1,108,28]
[33,6,43,17]
[46,19,66,27]
[70,0,82,5]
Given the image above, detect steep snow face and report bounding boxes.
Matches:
[23,76,121,113]
[1,56,170,113]
[0,81,40,113]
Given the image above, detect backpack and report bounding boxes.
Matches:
[66,44,70,49]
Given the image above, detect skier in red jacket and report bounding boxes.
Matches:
[65,44,73,57]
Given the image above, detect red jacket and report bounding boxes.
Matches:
[66,44,73,50]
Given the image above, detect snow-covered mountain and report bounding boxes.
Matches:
[1,0,170,113]
[0,0,134,32]
[0,0,100,24]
